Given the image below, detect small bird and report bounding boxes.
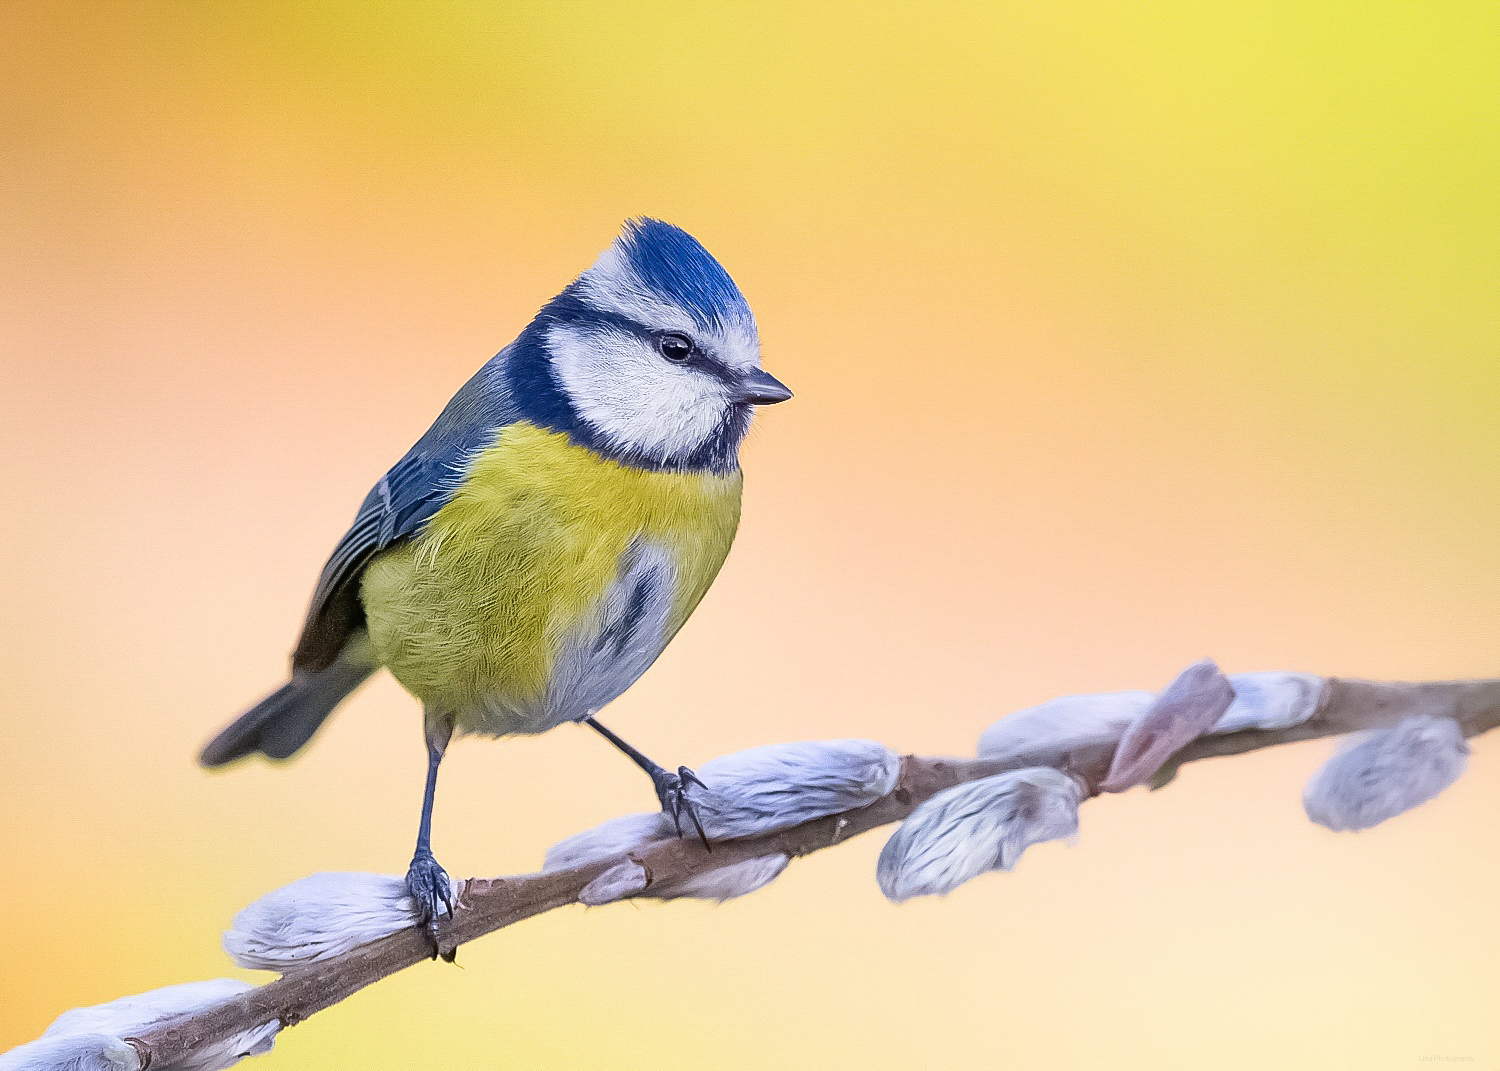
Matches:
[201,219,791,944]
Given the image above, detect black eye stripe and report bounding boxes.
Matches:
[542,292,742,381]
[651,336,738,386]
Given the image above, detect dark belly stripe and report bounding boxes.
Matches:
[594,566,662,659]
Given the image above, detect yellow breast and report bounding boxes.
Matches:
[360,422,743,726]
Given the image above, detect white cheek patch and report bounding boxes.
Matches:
[547,322,733,465]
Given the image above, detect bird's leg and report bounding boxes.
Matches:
[585,716,710,849]
[406,716,456,960]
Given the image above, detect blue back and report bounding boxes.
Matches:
[291,360,516,670]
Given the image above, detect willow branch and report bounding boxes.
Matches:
[125,673,1500,1068]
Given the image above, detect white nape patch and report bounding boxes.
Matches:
[40,979,277,1071]
[224,872,459,971]
[1303,715,1469,832]
[977,691,1155,766]
[0,1033,140,1071]
[877,768,1084,903]
[1213,672,1325,733]
[547,322,733,466]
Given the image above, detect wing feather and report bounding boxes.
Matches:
[290,355,515,671]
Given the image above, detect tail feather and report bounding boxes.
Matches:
[201,638,375,766]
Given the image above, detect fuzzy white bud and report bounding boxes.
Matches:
[28,979,277,1071]
[651,855,791,901]
[1213,672,1324,734]
[570,851,791,904]
[546,739,897,886]
[691,740,901,840]
[0,1034,140,1071]
[1304,716,1469,832]
[977,691,1154,765]
[546,810,791,903]
[877,768,1084,902]
[579,861,650,905]
[543,812,671,872]
[224,872,459,971]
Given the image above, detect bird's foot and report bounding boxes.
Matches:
[580,717,712,850]
[652,765,711,850]
[405,849,456,961]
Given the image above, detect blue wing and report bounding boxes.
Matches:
[290,354,517,671]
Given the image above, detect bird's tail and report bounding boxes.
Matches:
[200,634,376,767]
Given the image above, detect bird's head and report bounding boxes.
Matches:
[509,219,792,473]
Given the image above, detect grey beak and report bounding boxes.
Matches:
[737,367,794,405]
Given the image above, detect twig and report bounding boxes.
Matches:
[123,673,1500,1067]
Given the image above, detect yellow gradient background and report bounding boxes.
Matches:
[3,3,1498,1068]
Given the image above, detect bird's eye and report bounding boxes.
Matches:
[657,334,693,362]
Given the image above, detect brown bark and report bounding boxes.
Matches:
[128,672,1500,1069]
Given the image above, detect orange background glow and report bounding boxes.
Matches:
[3,3,1498,1068]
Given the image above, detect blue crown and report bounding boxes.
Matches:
[616,218,754,332]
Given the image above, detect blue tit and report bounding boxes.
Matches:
[201,219,792,945]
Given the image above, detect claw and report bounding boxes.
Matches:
[405,850,455,960]
[582,719,713,852]
[654,765,711,851]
